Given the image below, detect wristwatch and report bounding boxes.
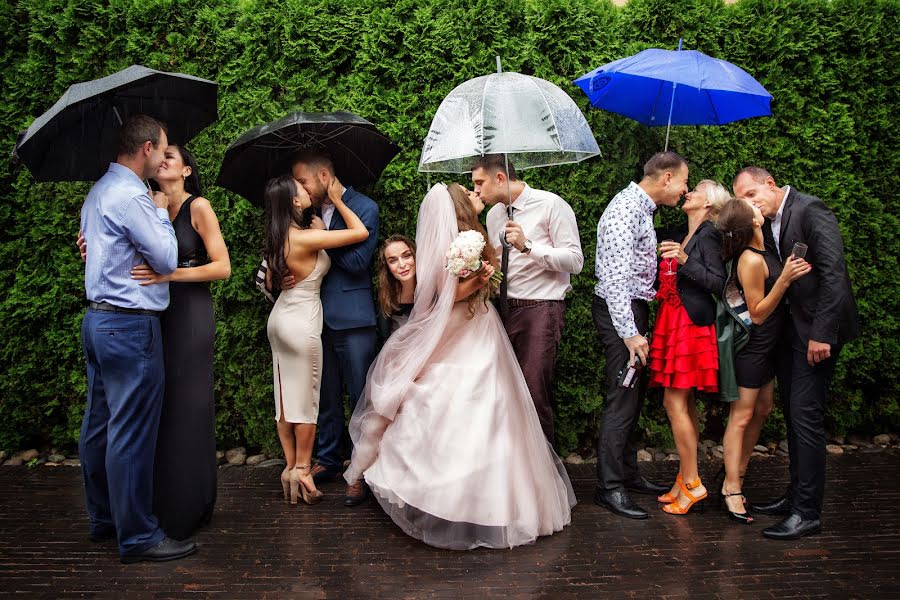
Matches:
[522,239,533,255]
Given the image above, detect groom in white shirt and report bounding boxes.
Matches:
[473,154,584,445]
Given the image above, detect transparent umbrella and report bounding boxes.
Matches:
[418,59,600,174]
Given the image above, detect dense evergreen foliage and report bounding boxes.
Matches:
[1,0,897,455]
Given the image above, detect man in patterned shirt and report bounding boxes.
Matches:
[592,152,689,519]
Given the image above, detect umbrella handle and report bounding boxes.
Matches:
[500,151,514,248]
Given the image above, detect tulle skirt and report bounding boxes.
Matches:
[649,300,719,392]
[345,302,576,550]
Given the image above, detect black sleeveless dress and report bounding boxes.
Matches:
[734,247,785,388]
[153,195,217,539]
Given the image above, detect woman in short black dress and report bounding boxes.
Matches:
[131,145,231,539]
[717,199,810,523]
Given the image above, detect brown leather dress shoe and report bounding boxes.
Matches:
[344,479,370,507]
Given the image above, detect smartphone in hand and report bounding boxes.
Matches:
[616,355,642,389]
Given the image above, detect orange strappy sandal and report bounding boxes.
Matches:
[662,476,707,515]
[658,473,682,503]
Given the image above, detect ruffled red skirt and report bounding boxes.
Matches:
[649,262,718,391]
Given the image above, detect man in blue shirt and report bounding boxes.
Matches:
[79,114,196,563]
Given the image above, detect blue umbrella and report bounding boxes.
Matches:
[574,40,772,150]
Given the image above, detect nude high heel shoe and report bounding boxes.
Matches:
[290,464,324,505]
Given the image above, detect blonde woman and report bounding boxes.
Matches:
[650,180,729,514]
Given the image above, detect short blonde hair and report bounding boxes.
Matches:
[696,179,730,223]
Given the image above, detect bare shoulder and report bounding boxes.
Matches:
[189,196,215,215]
[738,249,765,271]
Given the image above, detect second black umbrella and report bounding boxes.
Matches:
[216,111,400,206]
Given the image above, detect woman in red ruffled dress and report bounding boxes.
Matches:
[650,180,729,514]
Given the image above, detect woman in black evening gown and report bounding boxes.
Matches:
[132,145,231,539]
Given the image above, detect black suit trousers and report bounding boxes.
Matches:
[776,319,840,520]
[592,296,650,491]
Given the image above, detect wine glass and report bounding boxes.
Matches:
[790,242,808,260]
[660,239,677,275]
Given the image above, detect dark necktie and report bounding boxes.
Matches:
[498,205,514,319]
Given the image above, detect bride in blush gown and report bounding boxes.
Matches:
[344,182,576,550]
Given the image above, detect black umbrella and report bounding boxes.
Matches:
[14,65,217,182]
[215,111,401,206]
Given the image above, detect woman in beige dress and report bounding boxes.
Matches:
[263,174,369,505]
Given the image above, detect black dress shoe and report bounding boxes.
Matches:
[594,488,648,520]
[344,479,370,507]
[120,537,198,564]
[762,513,821,540]
[749,495,792,516]
[625,476,669,495]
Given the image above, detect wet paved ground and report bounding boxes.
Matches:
[1,452,898,599]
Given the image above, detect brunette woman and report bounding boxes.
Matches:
[263,174,368,504]
[132,145,231,539]
[375,235,416,341]
[716,198,810,522]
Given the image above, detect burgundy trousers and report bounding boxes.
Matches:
[501,300,566,445]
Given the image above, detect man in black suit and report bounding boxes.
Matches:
[733,167,860,540]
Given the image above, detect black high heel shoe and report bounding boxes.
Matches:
[714,466,749,505]
[723,491,753,524]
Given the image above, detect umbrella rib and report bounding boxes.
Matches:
[650,79,667,126]
[526,76,562,149]
[329,138,377,178]
[709,89,722,125]
[480,75,490,155]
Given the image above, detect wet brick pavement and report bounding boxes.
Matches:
[1,452,898,599]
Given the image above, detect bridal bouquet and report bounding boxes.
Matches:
[445,230,503,288]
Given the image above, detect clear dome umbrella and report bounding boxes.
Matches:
[418,58,600,174]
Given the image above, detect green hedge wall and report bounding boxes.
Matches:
[1,0,897,456]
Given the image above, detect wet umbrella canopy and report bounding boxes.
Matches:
[574,44,772,150]
[419,70,599,173]
[14,65,217,182]
[215,111,400,206]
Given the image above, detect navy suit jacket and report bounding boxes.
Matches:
[763,187,859,346]
[321,186,379,330]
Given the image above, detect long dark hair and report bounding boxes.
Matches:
[717,199,756,262]
[264,175,313,294]
[170,145,203,196]
[376,234,416,317]
[447,182,498,318]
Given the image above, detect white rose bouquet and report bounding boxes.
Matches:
[445,230,503,288]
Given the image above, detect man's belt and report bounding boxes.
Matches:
[88,301,162,317]
[507,298,565,308]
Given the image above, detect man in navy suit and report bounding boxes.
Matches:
[291,148,380,506]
